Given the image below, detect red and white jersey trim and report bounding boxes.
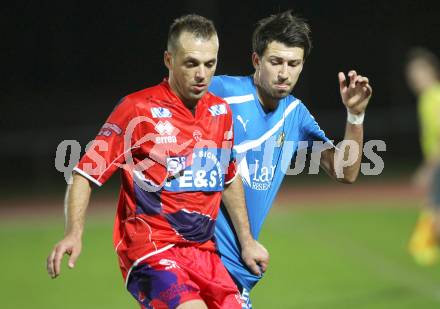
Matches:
[73,167,103,187]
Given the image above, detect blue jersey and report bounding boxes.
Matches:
[209,75,331,290]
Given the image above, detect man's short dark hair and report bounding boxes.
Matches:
[167,14,217,51]
[252,10,312,58]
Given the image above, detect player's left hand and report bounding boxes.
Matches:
[338,70,373,115]
[241,240,270,276]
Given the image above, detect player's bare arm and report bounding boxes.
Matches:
[46,173,91,278]
[320,70,373,183]
[222,177,269,275]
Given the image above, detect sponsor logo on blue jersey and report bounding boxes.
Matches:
[151,107,172,118]
[236,115,249,132]
[248,159,275,191]
[208,104,227,116]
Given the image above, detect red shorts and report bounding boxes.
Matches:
[126,246,243,309]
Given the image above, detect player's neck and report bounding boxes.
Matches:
[255,86,278,112]
[168,77,198,114]
[253,74,279,112]
[181,100,197,115]
[421,79,440,94]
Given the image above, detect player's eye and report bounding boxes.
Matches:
[185,61,198,68]
[289,60,302,67]
[205,61,216,68]
[270,59,282,65]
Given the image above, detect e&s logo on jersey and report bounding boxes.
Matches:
[164,148,230,192]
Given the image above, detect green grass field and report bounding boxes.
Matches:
[2,199,440,308]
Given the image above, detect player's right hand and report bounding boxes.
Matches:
[46,235,82,279]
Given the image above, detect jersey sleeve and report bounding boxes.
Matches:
[74,97,138,186]
[208,76,226,98]
[224,105,238,185]
[299,104,332,150]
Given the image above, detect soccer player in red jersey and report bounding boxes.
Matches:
[46,14,269,309]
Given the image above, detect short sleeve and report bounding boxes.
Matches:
[74,97,138,186]
[208,76,226,98]
[299,105,332,150]
[224,107,237,184]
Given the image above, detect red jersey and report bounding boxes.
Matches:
[74,80,237,281]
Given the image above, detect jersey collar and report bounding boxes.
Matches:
[161,78,210,112]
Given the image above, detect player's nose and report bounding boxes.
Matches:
[278,63,289,81]
[195,65,206,81]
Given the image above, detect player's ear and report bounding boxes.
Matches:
[252,52,260,70]
[164,51,172,70]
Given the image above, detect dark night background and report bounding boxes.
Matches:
[2,0,440,194]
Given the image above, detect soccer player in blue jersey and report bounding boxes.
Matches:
[209,10,373,307]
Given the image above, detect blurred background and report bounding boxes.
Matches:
[2,0,440,308]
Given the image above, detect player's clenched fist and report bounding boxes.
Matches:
[46,235,82,278]
[241,240,270,276]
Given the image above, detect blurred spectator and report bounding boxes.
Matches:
[406,47,440,265]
